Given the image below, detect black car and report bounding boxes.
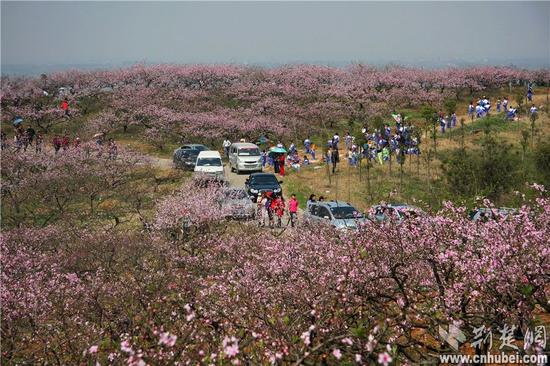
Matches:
[173,149,200,170]
[245,173,282,200]
[173,144,208,169]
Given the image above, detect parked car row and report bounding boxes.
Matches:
[174,142,264,174]
[468,207,519,222]
[173,142,519,228]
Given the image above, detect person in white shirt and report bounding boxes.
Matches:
[223,139,231,157]
[333,133,340,148]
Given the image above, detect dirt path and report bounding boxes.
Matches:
[150,157,173,169]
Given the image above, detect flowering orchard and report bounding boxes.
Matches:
[1,65,550,364]
[2,65,549,145]
[2,174,549,364]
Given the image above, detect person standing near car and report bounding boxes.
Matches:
[257,192,268,227]
[223,138,231,157]
[266,192,275,228]
[273,195,285,227]
[306,194,317,210]
[288,194,298,227]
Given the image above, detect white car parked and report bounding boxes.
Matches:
[194,150,225,180]
[229,142,263,174]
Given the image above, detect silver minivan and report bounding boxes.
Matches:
[229,142,262,174]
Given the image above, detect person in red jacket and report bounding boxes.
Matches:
[62,134,70,150]
[273,196,285,227]
[279,154,285,176]
[60,99,70,116]
[288,194,298,227]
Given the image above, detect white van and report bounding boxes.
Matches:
[194,151,224,180]
[229,142,262,174]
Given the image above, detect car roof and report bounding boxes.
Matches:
[313,200,354,208]
[372,203,419,210]
[231,142,259,148]
[181,144,207,148]
[179,149,200,154]
[197,150,222,158]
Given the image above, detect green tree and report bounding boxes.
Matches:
[443,98,457,116]
[442,148,480,198]
[534,141,550,187]
[420,105,437,153]
[442,136,519,201]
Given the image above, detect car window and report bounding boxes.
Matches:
[310,204,319,216]
[197,158,222,167]
[238,148,260,156]
[181,150,199,158]
[317,207,331,219]
[250,175,278,185]
[195,145,207,151]
[331,206,363,219]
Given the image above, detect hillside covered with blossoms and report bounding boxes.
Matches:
[1,64,550,365]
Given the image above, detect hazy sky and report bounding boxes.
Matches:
[2,1,549,67]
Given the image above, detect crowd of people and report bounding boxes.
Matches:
[1,125,43,153]
[467,86,537,122]
[1,122,118,160]
[256,192,299,228]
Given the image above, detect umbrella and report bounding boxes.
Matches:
[13,117,23,127]
[270,147,287,154]
[268,147,286,158]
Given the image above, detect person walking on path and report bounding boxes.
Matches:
[62,134,70,151]
[261,149,267,168]
[331,147,339,174]
[266,192,275,228]
[25,126,36,146]
[61,98,70,117]
[273,195,285,227]
[35,134,43,153]
[223,138,231,157]
[52,136,62,154]
[288,194,298,227]
[257,193,268,227]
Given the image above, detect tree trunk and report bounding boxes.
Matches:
[432,124,437,154]
[399,160,404,194]
[366,161,372,200]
